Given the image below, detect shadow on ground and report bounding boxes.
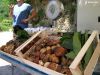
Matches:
[0,65,31,75]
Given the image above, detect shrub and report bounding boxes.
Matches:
[0,19,13,31]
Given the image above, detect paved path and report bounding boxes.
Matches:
[0,31,13,66]
[0,31,13,47]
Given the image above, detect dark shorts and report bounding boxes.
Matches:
[13,25,23,34]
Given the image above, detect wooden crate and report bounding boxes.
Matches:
[14,30,45,58]
[70,30,100,75]
[8,30,100,75]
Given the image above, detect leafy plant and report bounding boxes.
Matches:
[60,33,73,49]
[60,31,94,70]
[16,29,30,42]
[65,32,82,59]
[60,0,77,25]
[0,19,12,31]
[17,30,29,39]
[0,0,10,21]
[81,32,94,69]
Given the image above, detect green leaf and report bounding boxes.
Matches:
[65,51,76,59]
[65,32,82,59]
[17,30,29,39]
[83,32,94,69]
[81,34,85,46]
[60,33,73,42]
[60,33,73,49]
[73,32,82,55]
[61,39,73,49]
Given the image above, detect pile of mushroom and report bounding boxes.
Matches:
[24,36,72,75]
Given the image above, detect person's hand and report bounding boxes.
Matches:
[9,4,14,10]
[9,4,14,17]
[22,19,29,24]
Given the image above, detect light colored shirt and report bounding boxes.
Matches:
[13,3,32,29]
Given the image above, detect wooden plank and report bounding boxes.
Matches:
[69,31,98,69]
[70,67,82,75]
[14,30,44,54]
[96,31,99,42]
[84,42,100,75]
[23,38,45,57]
[16,52,24,58]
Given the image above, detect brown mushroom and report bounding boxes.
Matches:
[0,45,6,51]
[47,63,58,71]
[61,57,68,66]
[49,54,59,63]
[47,39,60,46]
[54,47,65,57]
[40,48,47,54]
[61,66,72,75]
[39,60,44,66]
[56,65,62,73]
[42,54,50,63]
[44,62,50,67]
[35,46,41,51]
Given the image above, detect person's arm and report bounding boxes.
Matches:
[27,9,37,21]
[22,9,36,23]
[9,4,14,17]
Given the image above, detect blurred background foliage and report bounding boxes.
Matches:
[0,0,76,31]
